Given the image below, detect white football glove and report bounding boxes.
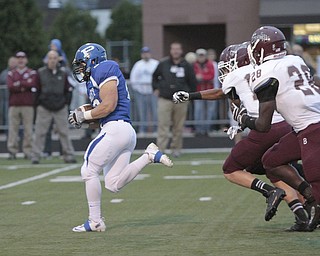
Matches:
[231,103,247,124]
[173,91,189,104]
[68,110,83,129]
[224,125,243,140]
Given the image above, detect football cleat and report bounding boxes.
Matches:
[72,218,106,232]
[304,201,320,231]
[145,143,173,167]
[265,188,286,221]
[285,217,310,232]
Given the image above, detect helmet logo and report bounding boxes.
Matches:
[252,33,270,42]
[81,45,95,59]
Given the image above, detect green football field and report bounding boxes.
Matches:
[0,152,319,256]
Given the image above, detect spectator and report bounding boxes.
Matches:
[130,46,159,135]
[43,38,68,67]
[152,42,196,157]
[207,48,220,130]
[31,50,76,164]
[193,49,215,135]
[7,52,37,159]
[0,56,17,127]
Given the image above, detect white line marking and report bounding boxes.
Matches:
[163,175,224,180]
[0,164,79,190]
[21,201,36,205]
[2,164,72,170]
[49,174,150,183]
[174,160,225,165]
[199,197,212,202]
[110,199,123,203]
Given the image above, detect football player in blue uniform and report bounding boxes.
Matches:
[68,43,173,232]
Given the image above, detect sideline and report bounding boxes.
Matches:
[0,164,80,190]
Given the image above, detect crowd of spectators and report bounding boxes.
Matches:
[0,40,317,159]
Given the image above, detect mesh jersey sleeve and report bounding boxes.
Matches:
[91,62,120,89]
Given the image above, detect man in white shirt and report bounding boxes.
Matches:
[130,47,159,135]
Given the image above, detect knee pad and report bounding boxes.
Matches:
[223,155,240,174]
[81,163,99,181]
[104,180,119,193]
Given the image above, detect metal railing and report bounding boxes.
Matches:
[0,84,231,133]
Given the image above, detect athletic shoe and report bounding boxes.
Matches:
[304,201,320,231]
[265,188,286,221]
[72,218,106,232]
[31,158,39,164]
[285,218,309,232]
[145,143,173,167]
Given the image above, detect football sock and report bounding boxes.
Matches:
[288,199,308,222]
[250,178,274,197]
[85,177,102,222]
[297,181,315,203]
[115,154,150,190]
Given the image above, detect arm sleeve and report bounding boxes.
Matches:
[129,63,139,90]
[254,78,279,103]
[152,63,161,91]
[94,64,119,89]
[64,74,73,106]
[226,87,240,100]
[20,70,37,89]
[7,71,22,93]
[186,63,197,92]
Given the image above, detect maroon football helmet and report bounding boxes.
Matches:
[218,42,250,83]
[248,26,287,66]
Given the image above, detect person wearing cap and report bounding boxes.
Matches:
[6,51,38,159]
[193,48,215,136]
[130,46,159,135]
[152,42,196,157]
[31,50,76,164]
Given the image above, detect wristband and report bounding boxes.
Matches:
[189,92,202,100]
[83,110,93,120]
[241,115,256,130]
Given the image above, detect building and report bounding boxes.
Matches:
[143,0,320,67]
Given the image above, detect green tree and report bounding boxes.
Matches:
[50,4,104,66]
[0,0,47,70]
[106,0,142,65]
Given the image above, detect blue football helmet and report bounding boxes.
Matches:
[72,43,107,82]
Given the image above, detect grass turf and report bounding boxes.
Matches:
[0,153,319,256]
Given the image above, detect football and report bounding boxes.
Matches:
[76,104,99,124]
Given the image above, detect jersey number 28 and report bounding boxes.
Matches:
[287,64,320,96]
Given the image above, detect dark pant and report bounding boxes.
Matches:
[223,121,292,179]
[262,123,320,202]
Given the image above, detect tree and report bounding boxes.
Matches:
[50,4,104,66]
[0,0,47,70]
[106,0,142,66]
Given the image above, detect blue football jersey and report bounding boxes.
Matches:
[86,60,131,125]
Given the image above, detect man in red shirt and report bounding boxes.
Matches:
[7,51,38,159]
[193,49,215,135]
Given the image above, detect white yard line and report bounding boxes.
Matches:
[0,164,80,190]
[163,175,224,180]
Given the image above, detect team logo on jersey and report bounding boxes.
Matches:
[303,138,308,145]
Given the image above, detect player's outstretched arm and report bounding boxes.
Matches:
[173,88,225,103]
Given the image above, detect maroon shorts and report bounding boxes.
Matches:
[223,121,292,175]
[262,123,320,202]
